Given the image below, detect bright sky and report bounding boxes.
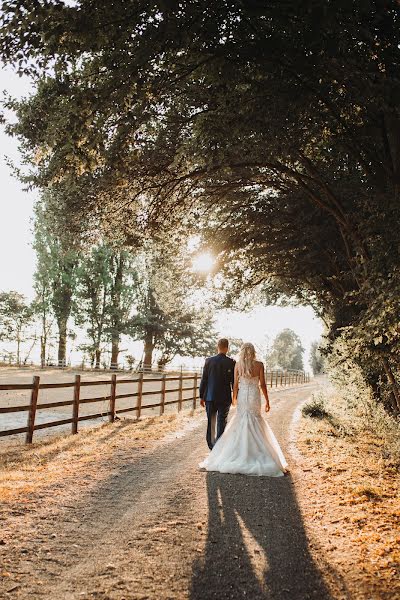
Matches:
[0,67,324,370]
[1,67,37,298]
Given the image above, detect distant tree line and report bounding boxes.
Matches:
[225,332,305,371]
[1,192,217,370]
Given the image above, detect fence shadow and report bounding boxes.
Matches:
[190,472,335,600]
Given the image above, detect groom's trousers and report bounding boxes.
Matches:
[205,401,230,450]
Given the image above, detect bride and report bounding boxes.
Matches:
[199,343,288,477]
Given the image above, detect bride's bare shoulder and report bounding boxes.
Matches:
[252,360,264,376]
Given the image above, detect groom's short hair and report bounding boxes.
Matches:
[217,338,229,349]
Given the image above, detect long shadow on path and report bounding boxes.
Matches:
[191,472,334,600]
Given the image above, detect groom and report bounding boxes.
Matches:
[199,338,235,450]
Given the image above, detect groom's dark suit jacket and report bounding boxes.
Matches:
[199,353,235,406]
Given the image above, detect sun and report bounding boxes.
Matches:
[192,252,215,273]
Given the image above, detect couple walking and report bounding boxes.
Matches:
[199,338,288,477]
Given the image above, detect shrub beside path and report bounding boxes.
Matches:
[0,379,388,599]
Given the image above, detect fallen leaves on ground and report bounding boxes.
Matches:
[296,390,399,600]
[0,410,201,506]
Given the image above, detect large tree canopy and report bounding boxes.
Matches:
[1,1,400,412]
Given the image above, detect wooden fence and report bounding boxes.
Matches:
[0,370,309,444]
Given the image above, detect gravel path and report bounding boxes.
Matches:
[0,381,337,600]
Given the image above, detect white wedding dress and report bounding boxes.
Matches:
[199,375,288,477]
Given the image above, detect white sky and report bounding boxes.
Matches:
[1,67,37,298]
[0,67,324,370]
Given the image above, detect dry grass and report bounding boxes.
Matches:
[0,410,200,506]
[296,388,400,600]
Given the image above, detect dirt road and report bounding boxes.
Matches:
[0,380,339,600]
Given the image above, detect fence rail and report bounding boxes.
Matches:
[0,369,309,444]
[0,356,204,374]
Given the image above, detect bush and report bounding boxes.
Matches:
[302,394,331,419]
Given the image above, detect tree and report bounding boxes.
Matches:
[0,291,34,364]
[75,243,136,369]
[154,308,216,370]
[33,194,81,366]
[75,244,110,369]
[33,203,55,367]
[267,329,304,371]
[310,341,325,375]
[130,243,218,369]
[226,338,245,358]
[107,250,137,368]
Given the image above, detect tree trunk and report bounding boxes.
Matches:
[383,111,400,198]
[16,336,21,365]
[110,252,125,370]
[40,335,46,368]
[57,319,67,366]
[388,392,400,417]
[95,348,101,370]
[381,355,400,412]
[143,330,154,370]
[111,333,119,369]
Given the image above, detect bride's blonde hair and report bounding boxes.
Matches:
[237,343,257,377]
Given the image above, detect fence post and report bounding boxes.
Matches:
[275,371,278,387]
[72,374,81,434]
[280,371,283,386]
[160,374,166,415]
[193,373,198,410]
[110,373,117,422]
[136,372,143,419]
[178,371,183,412]
[26,376,40,444]
[270,371,273,387]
